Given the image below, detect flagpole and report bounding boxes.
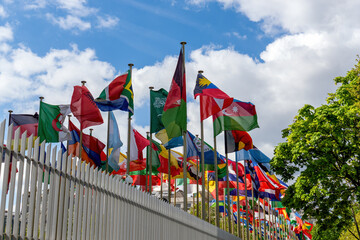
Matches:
[251,174,256,240]
[224,132,231,233]
[168,148,171,203]
[148,86,154,194]
[105,112,111,173]
[213,134,220,227]
[235,155,241,238]
[257,195,261,239]
[126,63,134,175]
[180,41,188,212]
[207,177,210,223]
[145,132,150,192]
[78,81,87,160]
[8,110,12,127]
[263,197,267,240]
[174,179,177,207]
[195,134,200,218]
[67,115,72,150]
[198,70,207,221]
[244,160,250,240]
[160,173,163,199]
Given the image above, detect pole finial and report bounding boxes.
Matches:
[180,41,187,46]
[8,110,13,113]
[39,96,44,102]
[81,80,86,86]
[198,70,204,74]
[149,86,154,90]
[128,63,134,67]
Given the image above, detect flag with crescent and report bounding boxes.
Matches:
[38,101,71,143]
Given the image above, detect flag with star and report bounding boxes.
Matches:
[213,99,259,136]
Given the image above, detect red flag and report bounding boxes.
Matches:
[70,85,103,129]
[194,73,233,121]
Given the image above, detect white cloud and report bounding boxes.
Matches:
[46,14,91,31]
[0,5,8,17]
[24,0,47,9]
[56,0,97,17]
[0,23,13,42]
[96,15,119,29]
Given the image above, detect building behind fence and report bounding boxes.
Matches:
[0,120,240,240]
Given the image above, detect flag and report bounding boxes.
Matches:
[129,169,161,186]
[108,112,123,172]
[129,126,150,161]
[150,88,168,133]
[161,48,186,139]
[186,131,225,164]
[38,101,71,143]
[155,128,183,149]
[9,113,38,137]
[193,73,233,120]
[95,71,134,115]
[213,99,259,136]
[225,130,253,153]
[68,120,106,167]
[70,85,103,129]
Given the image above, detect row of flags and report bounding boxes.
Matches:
[6,44,313,239]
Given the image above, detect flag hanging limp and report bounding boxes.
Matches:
[70,85,103,129]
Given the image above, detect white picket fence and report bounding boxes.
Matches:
[0,120,240,240]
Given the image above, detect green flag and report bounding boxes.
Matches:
[38,101,71,143]
[147,138,162,174]
[150,88,168,133]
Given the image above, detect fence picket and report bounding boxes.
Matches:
[39,143,52,240]
[12,131,28,238]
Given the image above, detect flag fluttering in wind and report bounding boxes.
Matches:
[108,111,123,172]
[68,120,106,167]
[161,49,186,139]
[95,71,134,115]
[193,73,233,121]
[129,126,149,161]
[213,99,259,136]
[9,113,38,138]
[38,101,71,143]
[150,88,168,133]
[225,130,253,153]
[70,85,103,129]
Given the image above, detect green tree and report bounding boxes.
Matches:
[271,58,360,237]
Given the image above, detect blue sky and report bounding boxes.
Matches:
[1,0,360,162]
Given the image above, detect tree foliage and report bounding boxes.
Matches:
[271,58,360,235]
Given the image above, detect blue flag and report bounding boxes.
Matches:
[108,112,123,171]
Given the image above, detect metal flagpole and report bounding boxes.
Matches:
[244,160,250,240]
[160,173,163,199]
[263,197,267,240]
[145,132,149,192]
[224,133,231,233]
[180,41,188,212]
[67,115,72,150]
[174,179,177,207]
[258,195,261,239]
[195,134,200,218]
[126,63,134,175]
[106,112,110,173]
[148,86,154,193]
[213,134,220,227]
[199,70,207,221]
[168,148,171,203]
[235,156,241,238]
[79,81,86,161]
[251,177,256,240]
